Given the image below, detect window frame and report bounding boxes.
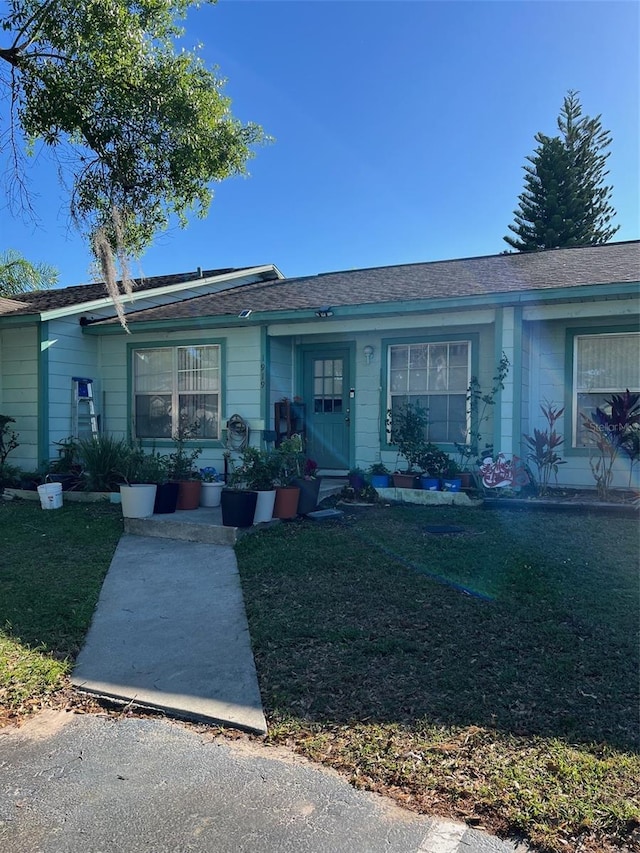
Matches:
[127,339,226,447]
[382,333,478,448]
[569,328,640,449]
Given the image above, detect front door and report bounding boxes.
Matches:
[302,348,351,470]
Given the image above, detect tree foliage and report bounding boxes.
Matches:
[504,91,619,251]
[0,248,57,296]
[0,1,266,268]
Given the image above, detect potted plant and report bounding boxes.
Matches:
[347,467,366,490]
[272,435,303,519]
[386,404,428,488]
[146,452,179,514]
[230,446,279,524]
[168,426,202,510]
[118,445,158,518]
[292,457,322,515]
[199,467,224,507]
[454,353,510,486]
[440,458,463,492]
[368,461,391,488]
[220,451,260,527]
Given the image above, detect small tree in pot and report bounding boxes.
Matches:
[386,404,429,487]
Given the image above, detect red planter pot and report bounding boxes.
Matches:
[273,486,301,519]
[177,480,201,510]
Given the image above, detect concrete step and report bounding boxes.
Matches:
[124,508,238,545]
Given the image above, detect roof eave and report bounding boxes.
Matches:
[82,281,639,336]
[39,264,283,321]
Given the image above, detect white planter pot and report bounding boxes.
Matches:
[253,489,276,524]
[200,481,224,507]
[120,484,157,518]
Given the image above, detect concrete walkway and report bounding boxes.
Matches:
[71,534,267,735]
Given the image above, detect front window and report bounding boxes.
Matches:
[574,332,640,446]
[133,345,220,440]
[388,341,470,443]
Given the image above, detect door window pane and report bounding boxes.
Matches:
[313,358,344,415]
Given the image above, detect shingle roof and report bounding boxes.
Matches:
[0,296,28,316]
[0,267,242,316]
[95,241,640,326]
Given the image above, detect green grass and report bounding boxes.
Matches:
[235,504,640,852]
[0,499,122,717]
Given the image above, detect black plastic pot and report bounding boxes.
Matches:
[221,489,258,527]
[292,476,322,515]
[154,481,179,514]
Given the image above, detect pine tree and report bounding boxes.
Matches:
[504,91,619,251]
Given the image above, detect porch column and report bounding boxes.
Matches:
[493,306,521,458]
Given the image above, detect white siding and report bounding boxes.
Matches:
[0,325,39,470]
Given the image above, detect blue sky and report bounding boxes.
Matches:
[2,0,639,288]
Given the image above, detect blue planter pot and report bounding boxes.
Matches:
[420,476,440,491]
[370,474,390,488]
[441,477,462,492]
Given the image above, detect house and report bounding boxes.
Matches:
[1,241,638,490]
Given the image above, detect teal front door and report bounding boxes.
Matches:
[302,348,351,470]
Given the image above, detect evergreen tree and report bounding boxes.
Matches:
[505,91,619,251]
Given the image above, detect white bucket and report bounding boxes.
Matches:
[37,482,63,510]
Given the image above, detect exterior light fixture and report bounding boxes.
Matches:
[363,345,374,364]
[315,306,333,318]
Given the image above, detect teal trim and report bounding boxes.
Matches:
[37,321,49,468]
[260,326,268,445]
[492,309,504,455]
[0,313,41,329]
[126,337,227,445]
[380,330,481,451]
[564,322,640,456]
[81,281,640,335]
[297,340,356,468]
[512,306,523,459]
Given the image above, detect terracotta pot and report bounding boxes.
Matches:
[273,486,301,519]
[393,473,418,489]
[177,480,201,510]
[459,472,473,489]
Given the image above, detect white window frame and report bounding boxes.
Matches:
[132,344,221,441]
[386,340,471,444]
[572,331,640,447]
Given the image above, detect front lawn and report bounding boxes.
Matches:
[0,499,122,722]
[236,504,640,853]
